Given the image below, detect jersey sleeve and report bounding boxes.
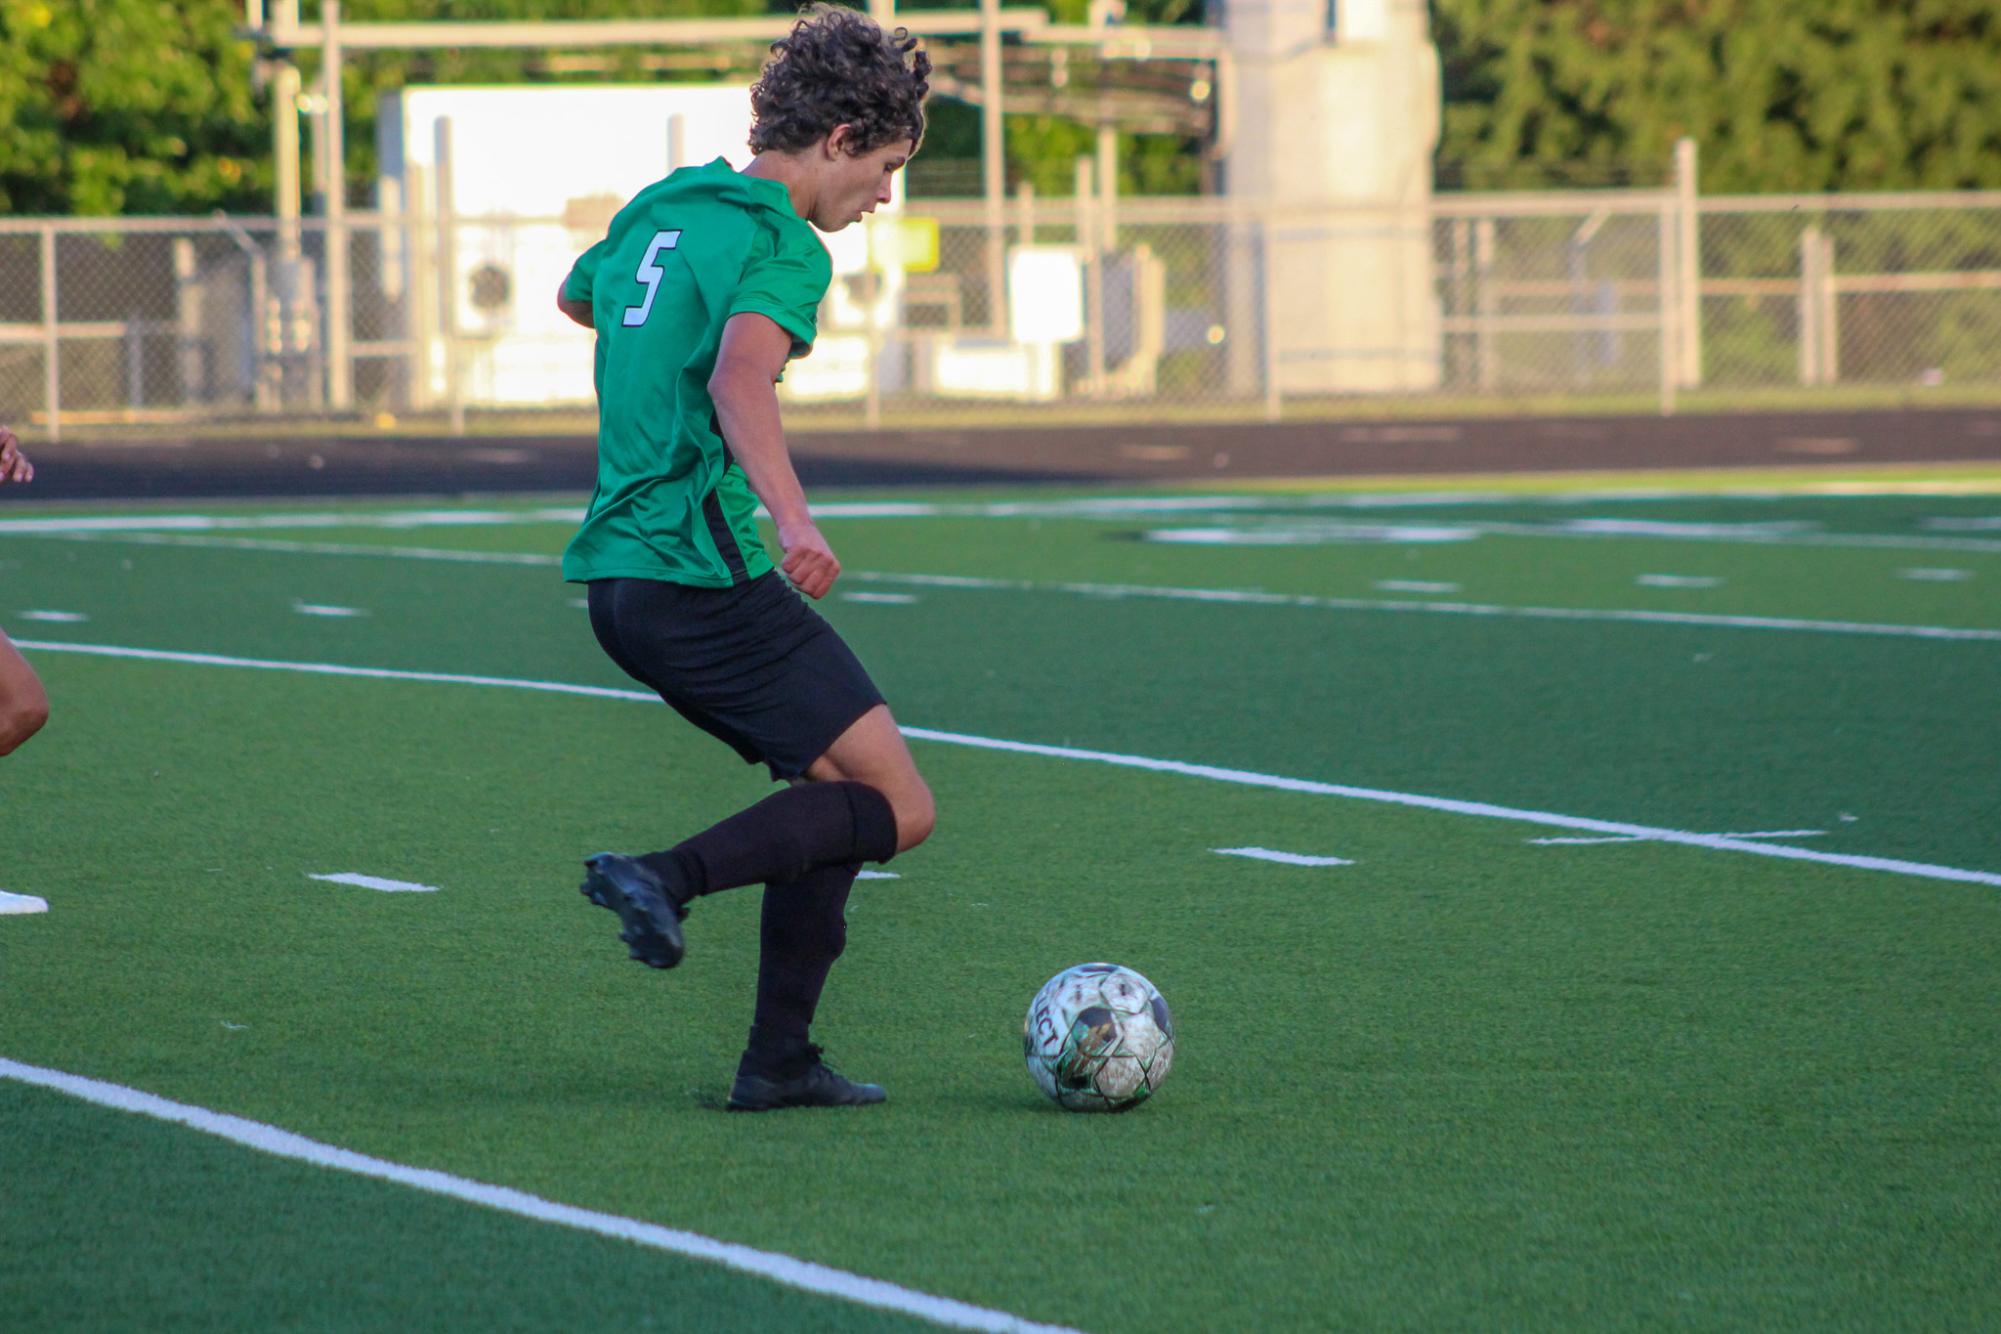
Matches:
[727,223,833,359]
[562,238,609,305]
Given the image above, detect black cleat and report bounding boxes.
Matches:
[726,1046,886,1112]
[579,853,688,969]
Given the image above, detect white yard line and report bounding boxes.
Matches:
[9,489,2001,542]
[898,725,2001,888]
[0,497,1362,535]
[845,573,2001,643]
[1144,523,1481,546]
[1529,836,1660,847]
[35,533,1989,642]
[1143,517,2001,556]
[0,890,49,915]
[1487,520,2001,555]
[0,1057,1077,1334]
[14,640,656,700]
[1528,829,1826,847]
[0,507,584,535]
[15,638,2001,890]
[50,531,563,565]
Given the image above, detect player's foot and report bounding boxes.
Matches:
[726,1045,885,1111]
[579,853,688,969]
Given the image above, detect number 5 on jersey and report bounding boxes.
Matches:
[623,229,683,327]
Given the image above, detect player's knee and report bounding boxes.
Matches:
[0,692,48,756]
[893,782,935,853]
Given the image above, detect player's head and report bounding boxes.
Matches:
[748,4,931,230]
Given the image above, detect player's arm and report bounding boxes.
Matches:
[556,281,594,329]
[708,312,838,599]
[558,238,607,329]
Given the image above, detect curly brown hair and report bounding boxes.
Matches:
[748,4,932,156]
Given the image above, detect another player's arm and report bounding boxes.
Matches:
[0,424,31,484]
[0,424,49,755]
[708,312,838,599]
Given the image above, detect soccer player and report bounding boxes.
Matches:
[555,5,933,1112]
[0,424,50,756]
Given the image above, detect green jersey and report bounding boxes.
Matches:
[561,158,831,587]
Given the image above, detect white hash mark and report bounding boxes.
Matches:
[1213,847,1356,867]
[309,872,439,893]
[1372,580,1461,594]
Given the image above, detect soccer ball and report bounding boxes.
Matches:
[1023,963,1175,1112]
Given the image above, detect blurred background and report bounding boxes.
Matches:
[3,0,1999,476]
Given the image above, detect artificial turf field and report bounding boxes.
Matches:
[3,467,1999,1330]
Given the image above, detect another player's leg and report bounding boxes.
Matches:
[0,630,50,757]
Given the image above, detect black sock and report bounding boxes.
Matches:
[638,780,897,900]
[743,861,859,1071]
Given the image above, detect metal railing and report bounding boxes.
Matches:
[5,186,2001,438]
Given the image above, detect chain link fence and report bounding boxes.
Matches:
[1433,195,1677,398]
[6,187,2001,437]
[1697,195,2001,391]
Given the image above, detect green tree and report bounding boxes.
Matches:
[0,0,776,215]
[24,1,2001,216]
[4,0,1203,215]
[0,0,269,213]
[1433,0,2001,191]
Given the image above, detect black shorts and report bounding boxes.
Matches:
[586,573,886,781]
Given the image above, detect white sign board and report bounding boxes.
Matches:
[1008,247,1085,345]
[376,84,897,407]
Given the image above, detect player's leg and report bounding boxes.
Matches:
[609,705,928,921]
[801,703,934,852]
[0,630,49,756]
[752,859,858,1048]
[615,770,899,907]
[579,575,927,1108]
[728,707,934,1107]
[723,857,868,1109]
[579,578,909,967]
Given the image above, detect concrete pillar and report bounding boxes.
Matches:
[1222,0,1441,393]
